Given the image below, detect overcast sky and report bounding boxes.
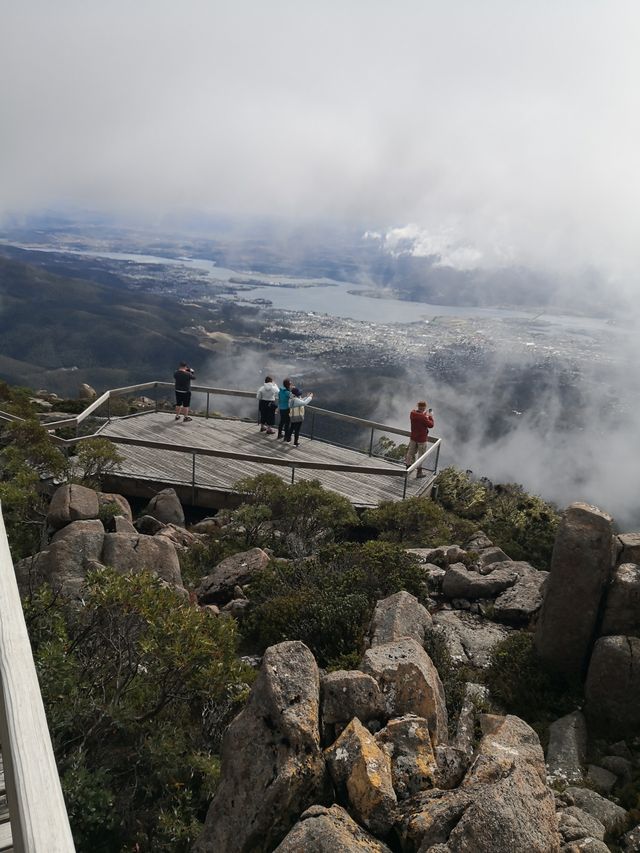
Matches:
[2,1,640,284]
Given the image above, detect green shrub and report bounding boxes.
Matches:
[24,568,253,852]
[71,437,123,489]
[231,473,359,556]
[423,627,473,737]
[485,632,580,738]
[363,496,476,546]
[433,468,560,569]
[243,541,425,667]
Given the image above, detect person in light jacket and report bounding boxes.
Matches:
[256,375,279,434]
[284,387,314,447]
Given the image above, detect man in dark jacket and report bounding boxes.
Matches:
[405,400,434,478]
[174,361,195,422]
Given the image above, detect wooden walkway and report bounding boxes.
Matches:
[99,412,434,508]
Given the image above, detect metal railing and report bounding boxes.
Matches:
[2,382,442,500]
[0,505,75,852]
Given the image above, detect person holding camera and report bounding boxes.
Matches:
[405,400,434,478]
[174,361,195,422]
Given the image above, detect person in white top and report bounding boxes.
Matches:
[256,376,280,434]
[284,387,314,446]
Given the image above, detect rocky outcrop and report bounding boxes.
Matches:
[366,591,432,648]
[193,641,330,853]
[432,610,512,668]
[546,711,587,785]
[15,521,185,597]
[16,519,105,597]
[320,670,385,743]
[274,804,393,852]
[441,562,518,599]
[491,562,548,625]
[398,715,560,852]
[360,638,448,746]
[535,503,615,678]
[585,635,640,736]
[196,547,270,605]
[325,717,397,836]
[101,532,183,586]
[374,715,438,800]
[142,487,185,526]
[601,563,640,637]
[563,786,628,835]
[47,484,100,530]
[617,533,640,564]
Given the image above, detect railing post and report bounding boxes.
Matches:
[402,470,409,499]
[434,441,441,475]
[206,392,210,419]
[155,383,159,413]
[107,395,111,423]
[368,427,374,456]
[192,453,196,504]
[291,465,295,485]
[309,412,315,441]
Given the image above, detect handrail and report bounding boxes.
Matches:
[0,505,76,852]
[5,382,443,494]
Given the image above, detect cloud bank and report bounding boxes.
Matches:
[2,1,640,285]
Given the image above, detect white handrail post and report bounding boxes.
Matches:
[0,505,76,852]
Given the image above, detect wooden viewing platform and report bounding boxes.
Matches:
[97,410,437,509]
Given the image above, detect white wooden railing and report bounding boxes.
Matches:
[0,506,75,852]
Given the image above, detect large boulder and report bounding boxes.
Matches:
[320,670,385,743]
[78,383,96,399]
[193,642,330,853]
[15,519,105,597]
[442,563,518,600]
[366,590,432,647]
[535,503,615,678]
[142,487,185,526]
[273,804,393,852]
[360,638,448,746]
[585,635,640,736]
[432,610,512,668]
[564,786,628,835]
[601,563,640,637]
[47,484,100,530]
[325,717,397,836]
[375,714,438,800]
[546,711,587,785]
[196,548,270,605]
[398,714,560,852]
[617,533,640,565]
[491,562,548,625]
[101,532,183,587]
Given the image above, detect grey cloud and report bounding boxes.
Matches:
[2,1,640,282]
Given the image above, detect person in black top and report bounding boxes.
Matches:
[174,362,195,422]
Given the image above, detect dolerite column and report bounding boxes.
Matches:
[535,502,615,679]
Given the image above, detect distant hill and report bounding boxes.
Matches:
[0,254,206,395]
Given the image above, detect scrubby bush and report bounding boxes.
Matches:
[0,416,67,557]
[363,495,476,546]
[24,568,252,852]
[485,632,579,737]
[433,467,560,569]
[243,541,425,667]
[230,473,359,556]
[71,436,123,489]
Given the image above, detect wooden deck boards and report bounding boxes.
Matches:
[99,412,434,507]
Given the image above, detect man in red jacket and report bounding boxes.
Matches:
[405,400,434,479]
